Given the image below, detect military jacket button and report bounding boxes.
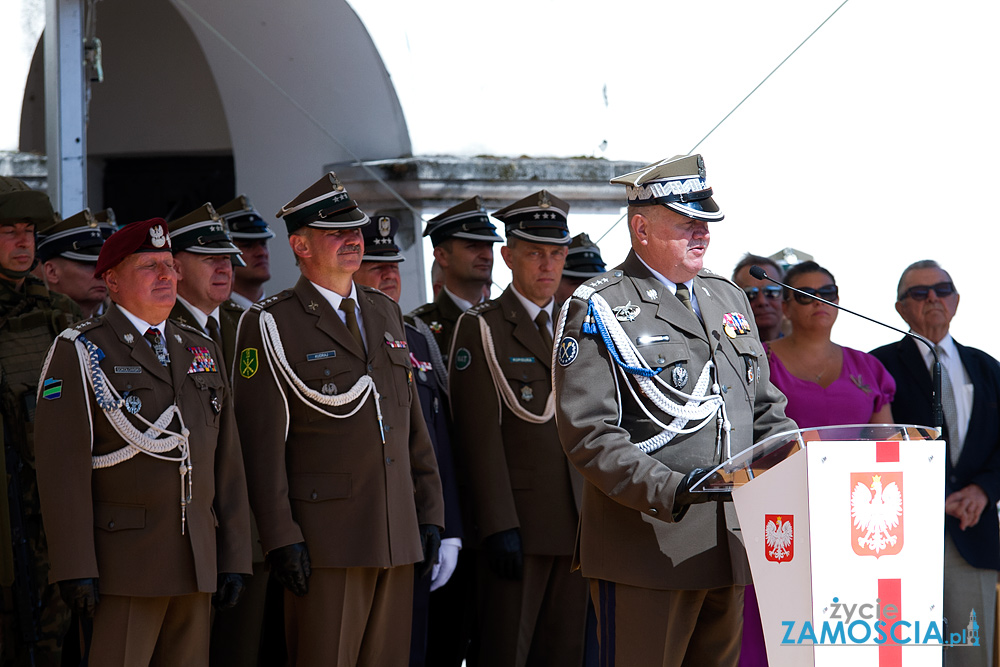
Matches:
[310,491,318,500]
[108,521,115,528]
[648,508,658,516]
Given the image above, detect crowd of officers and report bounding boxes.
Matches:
[0,169,613,667]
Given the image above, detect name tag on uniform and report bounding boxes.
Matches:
[114,365,142,374]
[509,356,535,363]
[307,350,337,361]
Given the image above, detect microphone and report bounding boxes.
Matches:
[749,265,943,430]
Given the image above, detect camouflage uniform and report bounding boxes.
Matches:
[0,275,80,667]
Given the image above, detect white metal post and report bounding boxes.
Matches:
[44,0,86,216]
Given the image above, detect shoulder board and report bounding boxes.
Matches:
[173,320,212,340]
[359,285,391,301]
[408,302,436,318]
[222,299,245,312]
[69,317,101,334]
[583,270,623,292]
[699,269,741,290]
[465,299,498,317]
[252,290,294,312]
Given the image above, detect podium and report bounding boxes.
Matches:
[696,425,949,666]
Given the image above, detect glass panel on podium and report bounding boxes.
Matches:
[690,424,941,492]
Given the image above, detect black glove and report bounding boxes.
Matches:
[416,524,441,579]
[483,528,523,580]
[212,572,247,610]
[673,468,732,518]
[59,578,100,618]
[267,542,311,597]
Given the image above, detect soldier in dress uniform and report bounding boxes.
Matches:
[449,190,587,667]
[233,173,444,666]
[0,176,77,667]
[407,196,503,369]
[167,203,246,370]
[405,196,503,666]
[33,217,252,667]
[353,214,464,667]
[37,208,112,319]
[217,196,275,310]
[552,154,796,667]
[556,232,607,305]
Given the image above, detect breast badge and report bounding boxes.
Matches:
[722,312,752,338]
[125,394,142,414]
[671,365,688,389]
[613,301,640,322]
[520,385,534,402]
[187,347,218,374]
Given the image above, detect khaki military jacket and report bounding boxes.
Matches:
[233,277,444,568]
[553,251,795,590]
[169,299,243,373]
[449,286,581,554]
[406,289,466,367]
[34,304,252,596]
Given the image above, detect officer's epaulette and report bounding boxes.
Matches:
[699,268,741,290]
[464,299,497,317]
[222,299,244,313]
[359,284,392,301]
[582,269,624,293]
[173,320,212,341]
[408,302,436,318]
[62,317,101,339]
[251,290,294,312]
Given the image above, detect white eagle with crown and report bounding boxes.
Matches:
[851,474,902,553]
[765,516,793,561]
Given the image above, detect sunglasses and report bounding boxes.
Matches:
[789,285,839,305]
[900,281,956,301]
[743,286,783,301]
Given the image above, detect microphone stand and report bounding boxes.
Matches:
[749,266,943,431]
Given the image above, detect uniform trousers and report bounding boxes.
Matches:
[476,553,587,667]
[209,560,270,667]
[943,533,996,667]
[285,564,414,667]
[590,579,743,667]
[89,592,211,667]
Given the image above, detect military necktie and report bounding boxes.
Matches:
[675,282,696,316]
[936,344,962,465]
[144,327,170,366]
[206,315,223,352]
[535,310,552,352]
[340,298,366,353]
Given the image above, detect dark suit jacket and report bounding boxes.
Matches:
[35,305,252,596]
[871,336,1000,570]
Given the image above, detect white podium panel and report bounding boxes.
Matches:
[734,434,945,667]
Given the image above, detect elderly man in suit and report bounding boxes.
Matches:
[871,259,1000,667]
[233,173,444,666]
[553,155,795,667]
[34,217,252,666]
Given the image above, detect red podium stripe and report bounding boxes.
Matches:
[879,578,902,667]
[876,442,900,463]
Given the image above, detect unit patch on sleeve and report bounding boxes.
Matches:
[240,348,259,378]
[42,378,63,400]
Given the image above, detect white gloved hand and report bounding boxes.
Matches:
[430,538,462,592]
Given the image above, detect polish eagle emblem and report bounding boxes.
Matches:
[851,472,903,557]
[764,514,793,563]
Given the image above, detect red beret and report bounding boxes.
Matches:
[94,218,172,278]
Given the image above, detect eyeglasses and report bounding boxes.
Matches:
[789,285,839,305]
[743,286,783,301]
[899,281,956,301]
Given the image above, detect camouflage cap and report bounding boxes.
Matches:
[0,176,56,227]
[611,154,723,222]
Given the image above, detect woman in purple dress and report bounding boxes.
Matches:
[740,260,895,667]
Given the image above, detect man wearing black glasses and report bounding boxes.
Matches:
[871,259,1000,667]
[732,254,785,342]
